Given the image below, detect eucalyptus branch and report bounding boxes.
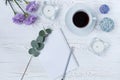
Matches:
[7,0,16,15]
[43,26,47,34]
[20,28,52,80]
[20,56,33,80]
[14,0,26,14]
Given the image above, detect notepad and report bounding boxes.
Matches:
[39,29,78,80]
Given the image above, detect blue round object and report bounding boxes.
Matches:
[99,17,114,32]
[99,4,110,14]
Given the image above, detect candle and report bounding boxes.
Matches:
[92,40,105,53]
[43,5,56,19]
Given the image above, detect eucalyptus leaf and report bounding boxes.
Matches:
[39,30,46,37]
[37,43,44,50]
[46,28,52,34]
[28,48,37,54]
[32,51,40,57]
[28,28,52,57]
[28,48,35,54]
[28,48,40,57]
[31,40,39,48]
[36,36,44,43]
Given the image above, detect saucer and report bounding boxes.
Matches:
[65,4,97,36]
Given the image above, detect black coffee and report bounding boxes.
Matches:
[73,11,89,28]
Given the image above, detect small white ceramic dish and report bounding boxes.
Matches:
[89,38,110,56]
[42,1,59,20]
[65,4,97,36]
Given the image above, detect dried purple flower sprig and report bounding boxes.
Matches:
[6,0,39,25]
[25,1,39,12]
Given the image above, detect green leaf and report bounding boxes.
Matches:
[39,30,46,37]
[46,28,52,34]
[28,48,40,57]
[28,48,35,54]
[33,51,40,57]
[31,40,39,48]
[37,43,44,50]
[28,29,52,57]
[36,36,44,43]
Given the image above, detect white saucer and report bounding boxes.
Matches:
[65,4,97,36]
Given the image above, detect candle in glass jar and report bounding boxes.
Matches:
[43,5,56,18]
[92,40,105,53]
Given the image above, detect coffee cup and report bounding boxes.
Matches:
[65,4,97,36]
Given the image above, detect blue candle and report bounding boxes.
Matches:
[99,4,110,14]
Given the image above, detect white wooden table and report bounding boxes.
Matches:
[0,0,120,80]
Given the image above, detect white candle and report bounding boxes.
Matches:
[43,5,56,18]
[92,41,105,53]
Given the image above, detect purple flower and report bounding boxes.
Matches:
[24,15,37,25]
[12,13,26,24]
[26,1,39,12]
